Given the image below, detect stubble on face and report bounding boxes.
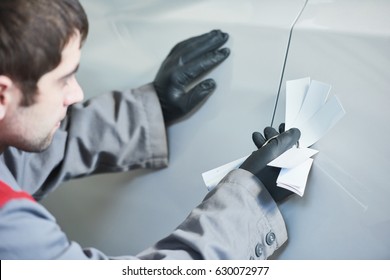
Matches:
[3,94,59,153]
[12,132,54,153]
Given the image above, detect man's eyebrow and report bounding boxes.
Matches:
[59,64,80,81]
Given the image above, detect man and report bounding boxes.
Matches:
[0,0,300,259]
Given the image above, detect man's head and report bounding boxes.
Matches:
[0,0,89,153]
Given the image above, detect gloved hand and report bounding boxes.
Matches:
[153,29,230,123]
[240,124,301,202]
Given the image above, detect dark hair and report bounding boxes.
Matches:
[0,0,89,105]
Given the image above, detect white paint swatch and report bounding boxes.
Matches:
[202,77,345,196]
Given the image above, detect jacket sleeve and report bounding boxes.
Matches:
[136,169,287,260]
[0,169,287,260]
[1,84,168,199]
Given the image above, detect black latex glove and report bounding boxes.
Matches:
[153,29,230,123]
[240,124,301,202]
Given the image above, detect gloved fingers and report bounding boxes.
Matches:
[252,132,266,149]
[265,128,301,158]
[279,123,285,133]
[172,30,229,64]
[183,79,216,111]
[253,123,286,149]
[240,128,299,173]
[264,126,279,140]
[168,30,216,56]
[181,31,229,64]
[177,48,230,86]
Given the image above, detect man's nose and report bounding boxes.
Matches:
[64,78,84,106]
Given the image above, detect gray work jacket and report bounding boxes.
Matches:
[0,84,287,259]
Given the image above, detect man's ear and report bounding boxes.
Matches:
[0,75,15,120]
